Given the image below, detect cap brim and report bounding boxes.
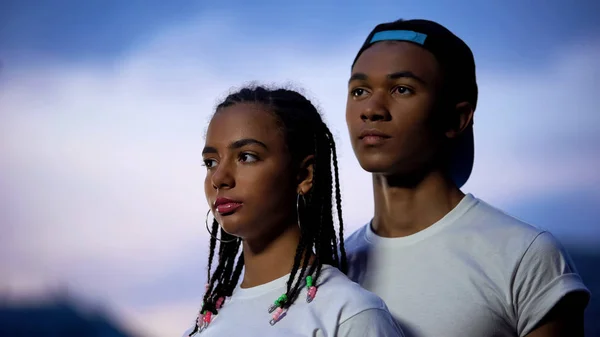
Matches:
[449,126,474,188]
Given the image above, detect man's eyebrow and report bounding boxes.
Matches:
[348,73,368,84]
[348,71,427,85]
[387,71,427,85]
[202,138,268,155]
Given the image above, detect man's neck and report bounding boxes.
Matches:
[372,170,465,237]
[240,223,302,289]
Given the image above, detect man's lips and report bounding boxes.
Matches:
[359,128,390,139]
[359,129,391,145]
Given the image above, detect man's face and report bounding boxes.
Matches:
[346,41,446,176]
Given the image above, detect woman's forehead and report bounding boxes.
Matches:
[206,104,284,148]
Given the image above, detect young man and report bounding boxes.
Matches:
[344,19,590,337]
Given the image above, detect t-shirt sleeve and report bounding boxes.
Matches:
[512,231,590,336]
[336,308,405,337]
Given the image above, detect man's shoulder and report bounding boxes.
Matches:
[343,196,547,248]
[342,196,551,271]
[342,225,373,284]
[344,224,370,253]
[466,196,546,242]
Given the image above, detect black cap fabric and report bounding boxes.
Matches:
[352,19,478,188]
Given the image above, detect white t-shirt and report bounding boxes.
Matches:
[345,194,590,337]
[182,265,404,337]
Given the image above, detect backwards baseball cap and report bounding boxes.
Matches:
[352,19,478,188]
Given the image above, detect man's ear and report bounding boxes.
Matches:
[446,101,474,139]
[296,155,315,195]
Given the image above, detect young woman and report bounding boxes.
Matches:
[184,85,404,336]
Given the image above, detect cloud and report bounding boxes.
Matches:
[1,15,599,336]
[465,42,600,203]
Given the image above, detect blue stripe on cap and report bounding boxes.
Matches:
[370,30,427,45]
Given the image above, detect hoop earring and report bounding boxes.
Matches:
[296,193,306,230]
[205,209,238,243]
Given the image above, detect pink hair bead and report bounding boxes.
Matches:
[269,307,285,325]
[307,286,318,302]
[203,311,212,323]
[216,297,225,309]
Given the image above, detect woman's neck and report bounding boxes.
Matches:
[240,223,302,288]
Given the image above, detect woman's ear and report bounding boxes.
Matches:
[297,155,315,195]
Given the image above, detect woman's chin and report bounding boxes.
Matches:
[219,221,244,239]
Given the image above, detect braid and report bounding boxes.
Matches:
[285,214,308,299]
[303,137,325,288]
[194,84,349,332]
[219,234,239,283]
[282,192,316,309]
[226,252,245,296]
[313,128,338,268]
[206,219,218,280]
[199,229,241,318]
[325,128,347,273]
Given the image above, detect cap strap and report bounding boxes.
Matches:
[370,30,427,45]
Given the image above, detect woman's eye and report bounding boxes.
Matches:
[239,153,258,163]
[203,159,217,168]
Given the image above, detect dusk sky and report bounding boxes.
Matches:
[1,0,599,335]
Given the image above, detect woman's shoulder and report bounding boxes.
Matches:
[315,265,388,313]
[309,265,404,335]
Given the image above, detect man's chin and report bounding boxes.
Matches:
[356,156,397,174]
[358,160,437,188]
